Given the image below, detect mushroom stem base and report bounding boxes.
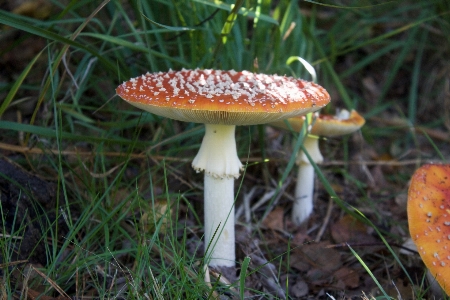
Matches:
[204,174,236,267]
[292,163,315,225]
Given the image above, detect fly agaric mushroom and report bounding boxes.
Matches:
[271,109,365,225]
[408,164,450,296]
[116,69,330,267]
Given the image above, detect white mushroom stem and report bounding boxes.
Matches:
[192,124,243,267]
[204,174,235,267]
[293,162,315,225]
[292,135,323,225]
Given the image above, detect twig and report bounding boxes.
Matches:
[325,242,418,254]
[0,142,443,166]
[315,197,334,242]
[370,116,450,141]
[30,265,71,299]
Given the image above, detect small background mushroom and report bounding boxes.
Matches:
[271,109,365,225]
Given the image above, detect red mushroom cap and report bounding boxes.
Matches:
[271,109,365,137]
[408,164,450,295]
[116,69,330,125]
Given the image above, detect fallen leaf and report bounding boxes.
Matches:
[262,206,284,231]
[290,242,342,274]
[291,231,311,246]
[334,267,360,289]
[331,214,376,244]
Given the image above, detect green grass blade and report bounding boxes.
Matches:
[352,208,414,287]
[0,10,117,74]
[192,0,278,25]
[305,149,370,226]
[376,17,421,103]
[259,118,310,223]
[0,121,135,145]
[140,14,195,31]
[421,130,447,162]
[408,30,428,125]
[347,244,392,299]
[303,1,399,9]
[80,32,187,65]
[0,50,44,118]
[240,256,251,299]
[308,32,354,108]
[220,0,242,44]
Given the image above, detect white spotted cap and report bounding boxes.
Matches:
[271,109,365,137]
[116,68,330,125]
[408,164,450,295]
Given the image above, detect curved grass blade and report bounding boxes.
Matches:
[193,0,277,25]
[0,50,44,118]
[303,0,399,9]
[220,0,243,44]
[141,14,195,31]
[352,208,414,288]
[0,121,135,145]
[347,243,392,299]
[81,32,186,65]
[0,10,116,74]
[239,256,251,300]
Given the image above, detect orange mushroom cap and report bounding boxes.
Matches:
[408,164,450,295]
[116,69,330,125]
[271,109,365,137]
